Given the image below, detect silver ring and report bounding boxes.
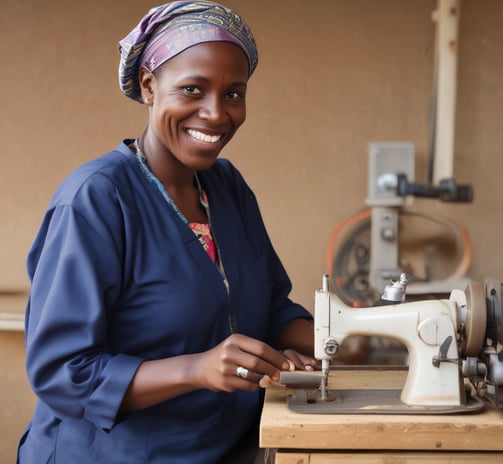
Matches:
[236,366,249,379]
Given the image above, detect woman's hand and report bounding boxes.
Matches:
[280,349,317,372]
[121,330,318,412]
[191,333,293,392]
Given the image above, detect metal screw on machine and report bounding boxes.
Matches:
[381,226,395,240]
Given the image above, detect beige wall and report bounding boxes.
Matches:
[1,0,503,461]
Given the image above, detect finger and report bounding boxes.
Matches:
[232,365,269,391]
[280,349,304,370]
[259,375,272,388]
[233,377,262,392]
[235,351,283,383]
[227,336,291,382]
[233,334,291,371]
[235,369,272,389]
[302,356,318,371]
[282,349,318,371]
[299,355,318,371]
[235,366,263,383]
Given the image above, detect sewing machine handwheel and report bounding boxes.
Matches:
[464,281,487,356]
[484,278,503,346]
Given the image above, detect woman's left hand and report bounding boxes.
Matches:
[280,349,317,372]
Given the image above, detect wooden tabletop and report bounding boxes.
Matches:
[260,367,503,451]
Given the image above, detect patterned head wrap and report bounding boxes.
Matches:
[118,1,258,103]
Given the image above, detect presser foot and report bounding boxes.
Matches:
[287,388,485,415]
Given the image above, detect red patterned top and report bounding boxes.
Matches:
[189,222,217,263]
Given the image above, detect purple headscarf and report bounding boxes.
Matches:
[118,1,258,103]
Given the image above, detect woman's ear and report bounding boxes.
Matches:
[139,68,155,105]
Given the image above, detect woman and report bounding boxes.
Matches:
[18,2,315,463]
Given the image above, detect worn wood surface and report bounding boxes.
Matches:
[260,367,503,451]
[275,451,503,464]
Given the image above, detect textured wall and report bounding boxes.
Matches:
[1,1,503,460]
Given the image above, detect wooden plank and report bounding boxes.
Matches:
[275,453,309,464]
[276,451,503,464]
[260,368,503,451]
[0,312,24,331]
[432,0,460,183]
[0,293,27,331]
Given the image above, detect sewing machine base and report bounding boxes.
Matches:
[287,389,485,415]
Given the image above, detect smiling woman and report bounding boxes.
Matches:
[17,2,315,464]
[138,41,249,178]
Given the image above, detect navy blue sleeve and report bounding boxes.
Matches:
[25,179,143,431]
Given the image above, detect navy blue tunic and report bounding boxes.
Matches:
[18,141,310,463]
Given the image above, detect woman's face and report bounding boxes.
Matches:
[140,41,249,171]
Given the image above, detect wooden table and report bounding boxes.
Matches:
[260,367,503,463]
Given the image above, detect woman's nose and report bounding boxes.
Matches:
[198,95,226,123]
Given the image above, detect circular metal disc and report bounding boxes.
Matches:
[464,281,487,356]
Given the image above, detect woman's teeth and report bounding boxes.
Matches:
[187,129,221,143]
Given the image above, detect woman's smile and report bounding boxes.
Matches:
[186,128,223,144]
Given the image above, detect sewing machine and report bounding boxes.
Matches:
[288,274,503,414]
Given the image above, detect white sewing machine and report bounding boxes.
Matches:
[288,274,503,414]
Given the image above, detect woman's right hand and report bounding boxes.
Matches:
[121,334,292,412]
[190,333,293,392]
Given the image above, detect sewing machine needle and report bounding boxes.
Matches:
[321,359,330,401]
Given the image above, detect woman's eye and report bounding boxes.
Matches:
[183,86,201,95]
[226,91,242,100]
